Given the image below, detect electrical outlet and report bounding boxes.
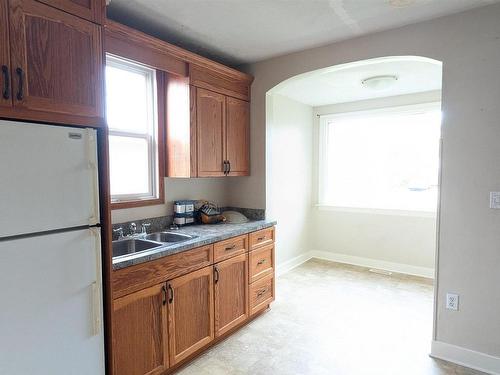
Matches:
[446,293,459,311]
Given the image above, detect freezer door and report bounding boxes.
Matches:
[0,120,100,238]
[0,228,105,375]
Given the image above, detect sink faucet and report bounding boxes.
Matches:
[129,222,137,235]
[141,222,151,234]
[113,227,125,240]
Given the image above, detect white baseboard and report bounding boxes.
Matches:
[431,340,500,375]
[276,253,312,277]
[309,250,435,279]
[276,250,434,279]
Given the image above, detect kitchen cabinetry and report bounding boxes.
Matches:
[113,283,169,375]
[167,266,214,365]
[1,0,104,127]
[36,0,105,24]
[214,253,248,337]
[226,96,250,176]
[112,227,275,374]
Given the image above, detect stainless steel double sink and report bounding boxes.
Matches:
[112,232,196,261]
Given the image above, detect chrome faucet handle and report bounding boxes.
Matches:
[141,223,151,234]
[113,227,124,240]
[129,222,137,235]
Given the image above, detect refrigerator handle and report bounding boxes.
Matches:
[87,129,100,225]
[90,227,102,337]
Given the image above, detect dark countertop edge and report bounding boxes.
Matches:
[112,220,277,271]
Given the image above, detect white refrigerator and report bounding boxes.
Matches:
[0,120,105,374]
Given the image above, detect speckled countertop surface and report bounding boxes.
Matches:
[112,219,277,270]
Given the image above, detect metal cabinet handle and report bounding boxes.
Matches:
[168,284,174,304]
[257,288,267,297]
[227,160,231,175]
[2,65,9,100]
[223,160,228,175]
[16,67,23,101]
[225,244,236,251]
[162,285,167,305]
[257,236,265,241]
[257,259,266,265]
[214,266,219,284]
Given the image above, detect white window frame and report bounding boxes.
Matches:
[317,102,441,217]
[106,54,160,204]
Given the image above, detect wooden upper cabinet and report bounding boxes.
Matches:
[190,64,251,101]
[226,96,250,176]
[0,1,12,108]
[36,0,105,24]
[113,283,169,375]
[196,87,226,177]
[214,253,248,337]
[5,0,104,126]
[167,266,214,365]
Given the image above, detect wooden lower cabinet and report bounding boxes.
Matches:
[167,266,214,366]
[214,253,248,337]
[113,283,169,375]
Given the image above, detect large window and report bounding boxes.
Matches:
[106,55,161,206]
[318,103,441,214]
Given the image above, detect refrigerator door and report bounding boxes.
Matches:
[0,228,105,375]
[0,120,100,238]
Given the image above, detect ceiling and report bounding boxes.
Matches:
[107,0,499,66]
[273,56,442,106]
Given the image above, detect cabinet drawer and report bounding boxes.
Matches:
[113,244,213,298]
[249,273,274,316]
[249,227,274,251]
[214,234,247,263]
[249,244,274,283]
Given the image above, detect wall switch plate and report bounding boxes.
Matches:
[446,293,459,311]
[490,192,500,208]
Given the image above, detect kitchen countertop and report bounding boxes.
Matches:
[112,219,277,270]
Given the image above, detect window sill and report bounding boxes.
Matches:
[315,204,437,218]
[111,197,164,210]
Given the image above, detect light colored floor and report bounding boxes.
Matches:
[177,259,485,375]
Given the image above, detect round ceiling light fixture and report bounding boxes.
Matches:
[361,75,399,91]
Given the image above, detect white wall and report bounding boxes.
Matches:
[111,178,229,223]
[309,91,441,274]
[232,3,500,363]
[266,94,313,265]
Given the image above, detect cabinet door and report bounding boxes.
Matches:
[36,0,104,24]
[226,96,250,176]
[214,253,248,337]
[113,284,169,375]
[167,266,214,365]
[0,1,12,108]
[8,0,103,124]
[196,87,226,177]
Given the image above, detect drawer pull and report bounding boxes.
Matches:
[225,244,236,251]
[214,266,220,284]
[257,259,267,265]
[257,236,265,241]
[257,288,267,297]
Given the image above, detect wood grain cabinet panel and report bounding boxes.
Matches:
[214,253,248,337]
[196,87,226,177]
[249,227,275,251]
[249,243,274,284]
[249,272,275,317]
[226,96,250,176]
[36,0,105,24]
[213,234,247,263]
[7,0,104,125]
[113,283,169,375]
[0,1,12,108]
[167,266,214,365]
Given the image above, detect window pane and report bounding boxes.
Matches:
[109,136,151,197]
[321,108,441,212]
[105,63,151,133]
